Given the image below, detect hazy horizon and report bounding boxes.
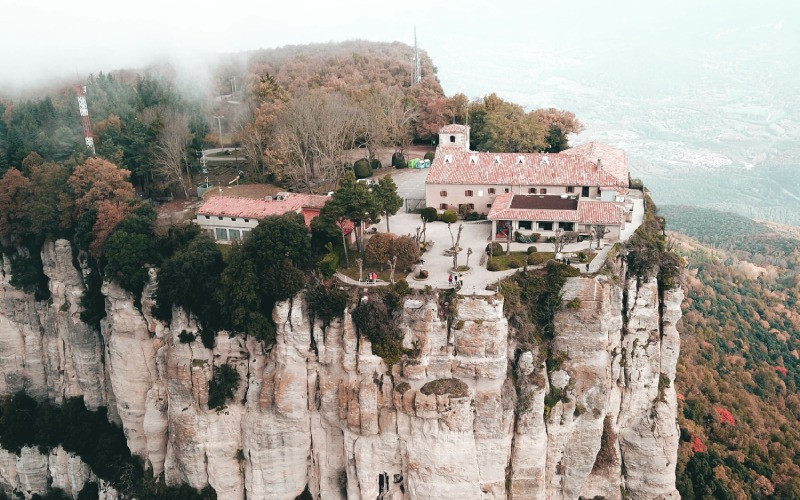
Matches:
[3,0,799,222]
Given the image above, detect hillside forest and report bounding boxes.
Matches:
[0,40,581,196]
[660,205,800,498]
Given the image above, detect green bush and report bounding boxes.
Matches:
[420,207,438,222]
[440,210,458,223]
[527,246,538,254]
[307,277,349,327]
[178,331,196,343]
[515,231,540,243]
[318,252,339,278]
[577,252,587,262]
[353,158,372,179]
[352,298,404,365]
[208,364,240,410]
[423,151,435,161]
[487,260,500,271]
[370,159,382,170]
[486,242,504,255]
[392,152,406,168]
[508,259,522,269]
[527,253,550,265]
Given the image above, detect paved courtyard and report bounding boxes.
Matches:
[348,167,646,295]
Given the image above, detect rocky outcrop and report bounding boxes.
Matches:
[0,240,682,499]
[0,446,118,499]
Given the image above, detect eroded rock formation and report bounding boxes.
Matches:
[0,240,681,499]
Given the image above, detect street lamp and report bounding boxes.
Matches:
[213,115,224,149]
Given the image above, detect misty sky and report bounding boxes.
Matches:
[4,0,796,98]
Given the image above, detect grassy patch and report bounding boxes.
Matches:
[338,265,394,282]
[489,251,556,271]
[420,378,470,398]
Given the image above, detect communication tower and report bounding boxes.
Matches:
[74,85,96,155]
[413,27,421,85]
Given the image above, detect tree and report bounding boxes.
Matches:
[323,172,380,255]
[0,168,32,241]
[103,207,159,298]
[156,234,224,327]
[27,163,71,238]
[469,94,547,152]
[591,224,611,250]
[268,91,363,192]
[153,110,193,198]
[89,200,132,259]
[372,175,403,232]
[365,233,393,269]
[553,228,578,255]
[66,158,135,224]
[533,108,584,153]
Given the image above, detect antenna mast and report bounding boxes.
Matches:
[74,85,96,155]
[413,27,421,85]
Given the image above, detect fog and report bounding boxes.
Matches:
[3,0,799,221]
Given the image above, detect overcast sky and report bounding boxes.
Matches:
[0,0,800,104]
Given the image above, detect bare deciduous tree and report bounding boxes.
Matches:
[152,111,193,198]
[591,224,611,250]
[269,92,363,193]
[553,228,578,255]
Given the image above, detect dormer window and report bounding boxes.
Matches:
[517,156,525,165]
[469,155,478,164]
[494,155,501,164]
[445,154,453,163]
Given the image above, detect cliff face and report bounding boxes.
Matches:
[0,240,682,499]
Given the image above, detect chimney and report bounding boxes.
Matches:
[597,158,603,170]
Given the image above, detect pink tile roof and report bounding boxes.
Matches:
[426,150,625,187]
[563,142,629,185]
[488,194,624,225]
[439,124,469,134]
[197,194,329,220]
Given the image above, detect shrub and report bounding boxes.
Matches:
[200,329,215,349]
[420,378,469,398]
[307,277,349,327]
[418,269,428,279]
[370,159,382,170]
[527,246,538,254]
[208,363,240,410]
[566,298,582,310]
[392,152,406,168]
[440,210,458,223]
[423,151,435,161]
[353,158,372,179]
[464,211,484,221]
[577,252,587,262]
[486,242,504,255]
[318,252,339,278]
[420,207,438,223]
[508,259,522,269]
[178,331,196,343]
[487,260,500,271]
[457,204,472,218]
[352,298,404,365]
[527,253,550,265]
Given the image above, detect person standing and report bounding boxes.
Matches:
[448,274,453,287]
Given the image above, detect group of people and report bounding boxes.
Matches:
[448,273,463,288]
[367,272,378,283]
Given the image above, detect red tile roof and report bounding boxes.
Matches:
[563,142,629,185]
[426,150,625,187]
[197,194,330,220]
[488,194,623,225]
[439,124,469,134]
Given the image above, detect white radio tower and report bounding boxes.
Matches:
[74,85,96,155]
[413,27,421,85]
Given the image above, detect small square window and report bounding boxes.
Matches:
[231,218,236,221]
[528,187,537,194]
[488,188,496,194]
[439,203,448,209]
[541,188,547,194]
[566,186,574,193]
[440,190,447,197]
[465,190,473,197]
[504,188,510,193]
[244,219,249,223]
[218,216,224,220]
[467,203,475,210]
[486,204,492,208]
[205,215,210,219]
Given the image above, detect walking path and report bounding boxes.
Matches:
[334,195,642,295]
